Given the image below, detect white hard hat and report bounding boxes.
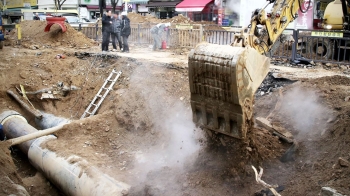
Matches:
[121,12,127,16]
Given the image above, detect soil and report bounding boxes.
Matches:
[5,20,97,49]
[1,20,350,196]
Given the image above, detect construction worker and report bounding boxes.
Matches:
[150,23,170,51]
[111,12,122,52]
[33,13,40,20]
[120,12,130,53]
[101,10,113,52]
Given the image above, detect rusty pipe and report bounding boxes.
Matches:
[0,110,130,196]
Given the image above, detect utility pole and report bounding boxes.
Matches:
[124,0,129,13]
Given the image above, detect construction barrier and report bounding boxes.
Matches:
[76,24,350,65]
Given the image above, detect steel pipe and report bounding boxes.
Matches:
[0,110,130,196]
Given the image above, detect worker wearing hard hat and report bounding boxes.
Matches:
[150,23,170,51]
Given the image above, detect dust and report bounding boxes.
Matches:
[226,0,274,26]
[125,66,204,195]
[279,86,333,140]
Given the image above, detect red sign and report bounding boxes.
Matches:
[218,8,223,26]
[296,0,314,29]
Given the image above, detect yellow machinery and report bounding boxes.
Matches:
[322,0,350,30]
[188,0,307,139]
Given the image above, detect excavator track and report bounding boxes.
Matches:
[188,43,270,139]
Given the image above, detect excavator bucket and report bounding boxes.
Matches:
[188,43,270,139]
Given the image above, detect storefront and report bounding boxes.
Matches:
[146,1,181,19]
[128,0,149,14]
[175,0,214,21]
[81,0,122,20]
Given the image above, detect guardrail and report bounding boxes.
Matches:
[74,23,238,48]
[273,29,350,65]
[75,24,350,65]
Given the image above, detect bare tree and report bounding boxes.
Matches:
[110,0,120,13]
[99,0,106,17]
[54,0,67,10]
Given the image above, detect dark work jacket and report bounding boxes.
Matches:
[112,18,122,34]
[120,16,131,36]
[102,15,112,33]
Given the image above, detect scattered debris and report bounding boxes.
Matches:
[7,90,43,119]
[338,157,350,167]
[320,187,344,196]
[280,141,299,162]
[55,54,65,59]
[256,72,295,97]
[252,166,281,196]
[19,82,80,100]
[255,186,285,196]
[255,117,294,143]
[75,51,120,59]
[345,96,350,102]
[17,85,35,109]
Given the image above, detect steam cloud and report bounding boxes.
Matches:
[225,0,274,26]
[279,86,333,139]
[126,66,204,195]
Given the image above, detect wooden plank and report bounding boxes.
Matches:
[255,117,294,143]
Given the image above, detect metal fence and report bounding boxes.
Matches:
[76,24,350,65]
[204,30,236,45]
[273,29,350,65]
[75,23,233,47]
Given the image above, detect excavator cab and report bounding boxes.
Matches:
[188,0,305,139]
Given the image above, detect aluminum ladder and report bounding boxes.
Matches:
[80,69,122,119]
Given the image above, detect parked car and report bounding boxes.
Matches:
[37,14,52,21]
[65,16,94,27]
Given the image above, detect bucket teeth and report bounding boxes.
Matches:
[188,43,270,139]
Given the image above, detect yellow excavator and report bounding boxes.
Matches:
[188,0,308,139]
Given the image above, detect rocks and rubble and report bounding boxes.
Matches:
[338,157,350,167]
[320,187,344,196]
[255,117,293,143]
[256,72,295,97]
[20,82,80,99]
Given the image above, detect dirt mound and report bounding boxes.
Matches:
[6,20,95,48]
[0,142,26,195]
[163,15,192,24]
[128,12,161,24]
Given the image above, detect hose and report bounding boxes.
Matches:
[291,2,296,19]
[298,0,311,13]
